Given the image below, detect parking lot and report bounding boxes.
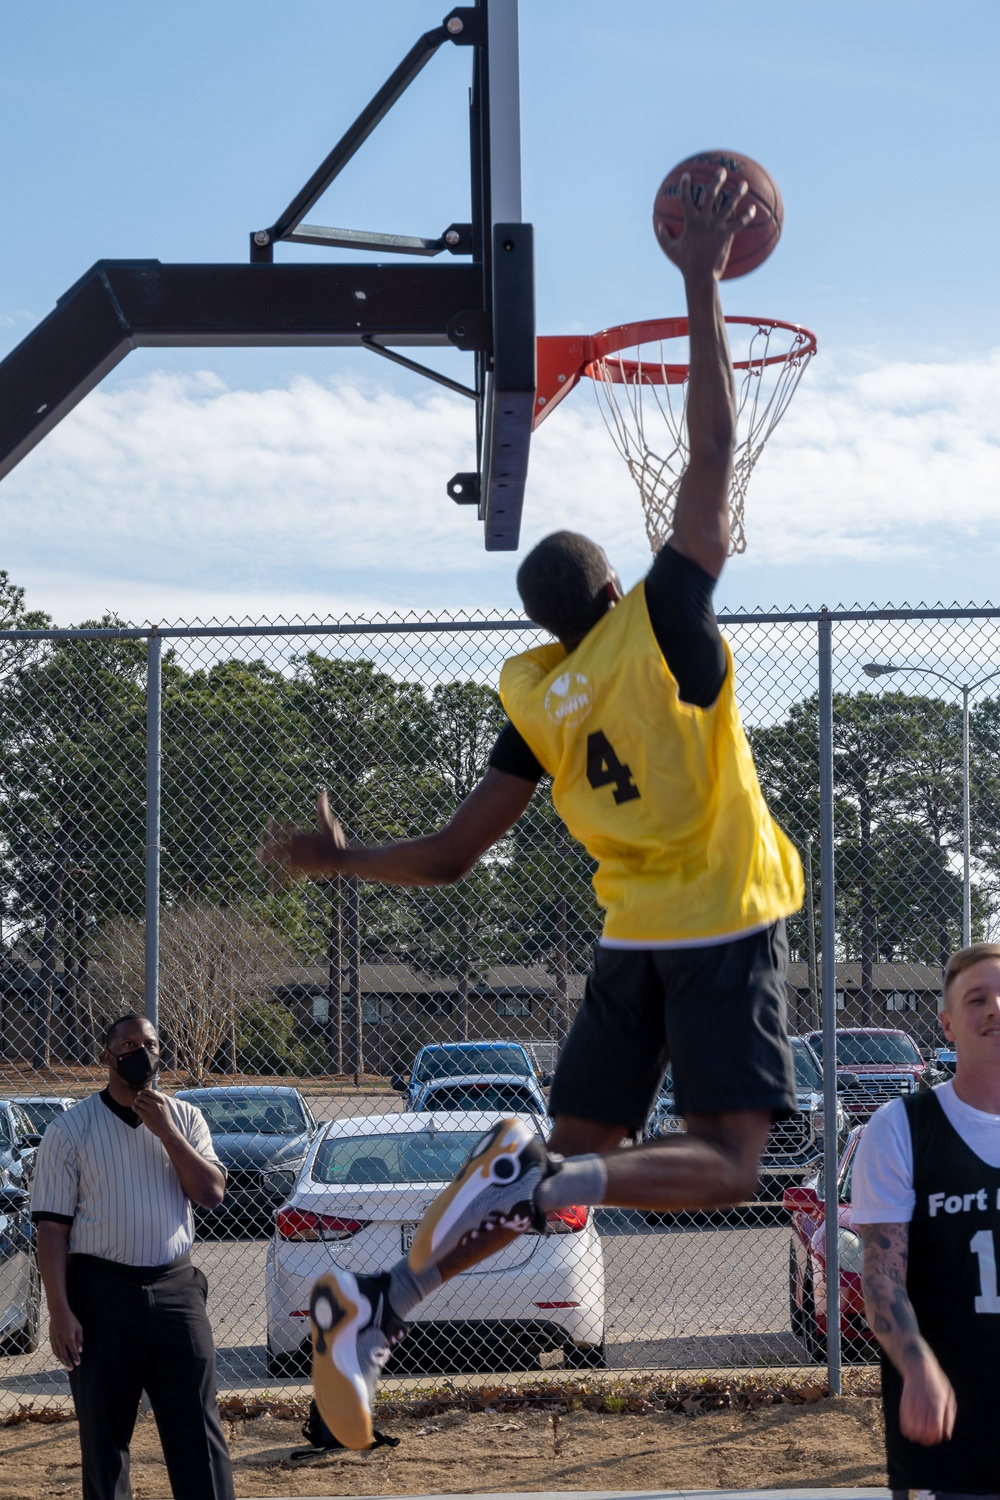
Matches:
[0,1205,807,1404]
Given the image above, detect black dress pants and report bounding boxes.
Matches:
[66,1253,235,1500]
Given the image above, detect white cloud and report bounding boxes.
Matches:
[747,347,1000,567]
[1,347,998,626]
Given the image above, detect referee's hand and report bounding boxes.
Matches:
[133,1086,179,1140]
[49,1306,83,1370]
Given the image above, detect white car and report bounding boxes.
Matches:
[11,1097,76,1136]
[265,1112,605,1376]
[411,1073,549,1116]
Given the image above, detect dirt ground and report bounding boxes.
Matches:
[0,1394,887,1498]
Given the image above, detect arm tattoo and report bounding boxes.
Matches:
[860,1222,926,1372]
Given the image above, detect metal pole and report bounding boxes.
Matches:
[145,630,162,1033]
[805,838,820,1031]
[818,611,842,1393]
[962,686,971,946]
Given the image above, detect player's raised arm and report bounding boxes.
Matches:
[658,169,755,578]
[259,772,536,888]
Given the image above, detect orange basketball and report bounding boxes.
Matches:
[653,150,783,279]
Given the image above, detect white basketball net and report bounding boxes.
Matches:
[590,321,815,555]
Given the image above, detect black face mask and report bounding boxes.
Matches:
[115,1046,160,1088]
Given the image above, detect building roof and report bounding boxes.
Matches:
[277,960,587,999]
[787,960,942,992]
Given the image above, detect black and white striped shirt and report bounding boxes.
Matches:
[30,1090,223,1266]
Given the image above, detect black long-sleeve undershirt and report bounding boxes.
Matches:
[489,544,726,784]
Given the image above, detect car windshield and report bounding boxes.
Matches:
[791,1042,823,1091]
[16,1100,67,1133]
[414,1045,531,1081]
[421,1084,539,1113]
[188,1095,307,1136]
[313,1130,489,1185]
[811,1033,922,1066]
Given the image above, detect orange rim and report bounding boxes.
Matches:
[533,316,817,428]
[586,315,817,385]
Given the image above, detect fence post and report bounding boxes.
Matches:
[818,609,842,1393]
[344,876,362,1078]
[145,630,162,1034]
[327,877,344,1074]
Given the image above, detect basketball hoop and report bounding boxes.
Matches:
[534,316,817,555]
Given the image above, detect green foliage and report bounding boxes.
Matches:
[235,998,306,1075]
[750,687,1000,972]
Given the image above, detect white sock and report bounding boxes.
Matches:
[535,1153,608,1212]
[387,1257,442,1319]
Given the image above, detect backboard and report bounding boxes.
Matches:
[0,0,535,552]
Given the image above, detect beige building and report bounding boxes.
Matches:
[786,960,943,1052]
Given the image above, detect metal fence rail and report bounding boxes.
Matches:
[1,603,999,1411]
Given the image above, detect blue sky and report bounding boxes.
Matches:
[2,1,999,626]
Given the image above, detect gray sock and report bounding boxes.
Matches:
[535,1153,608,1213]
[388,1257,442,1319]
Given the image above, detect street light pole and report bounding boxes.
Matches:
[863,660,1000,948]
[962,685,971,946]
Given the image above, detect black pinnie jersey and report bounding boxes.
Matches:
[882,1090,1000,1493]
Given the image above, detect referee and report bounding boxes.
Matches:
[31,1013,235,1500]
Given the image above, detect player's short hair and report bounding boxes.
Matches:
[942,942,1000,1003]
[516,531,615,643]
[103,1013,155,1049]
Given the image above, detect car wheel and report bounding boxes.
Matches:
[0,1259,41,1356]
[564,1340,606,1369]
[788,1244,806,1340]
[266,1347,310,1379]
[801,1269,826,1363]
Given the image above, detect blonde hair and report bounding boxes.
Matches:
[943,942,1000,1004]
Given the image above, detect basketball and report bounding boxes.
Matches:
[653,150,783,279]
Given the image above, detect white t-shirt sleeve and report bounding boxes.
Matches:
[29,1121,80,1220]
[172,1099,224,1172]
[850,1096,915,1224]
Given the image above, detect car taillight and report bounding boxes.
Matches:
[275,1208,369,1241]
[546,1204,588,1232]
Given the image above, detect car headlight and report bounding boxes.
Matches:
[813,1103,846,1137]
[837,1227,864,1277]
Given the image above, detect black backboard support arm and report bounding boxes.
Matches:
[0,1,535,551]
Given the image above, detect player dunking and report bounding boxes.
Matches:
[261,168,804,1449]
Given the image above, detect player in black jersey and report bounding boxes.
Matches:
[852,941,1000,1498]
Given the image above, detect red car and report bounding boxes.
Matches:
[783,1125,877,1362]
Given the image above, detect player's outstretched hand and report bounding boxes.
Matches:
[658,167,756,283]
[899,1351,957,1446]
[258,791,347,882]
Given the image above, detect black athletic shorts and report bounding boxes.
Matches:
[548,920,796,1133]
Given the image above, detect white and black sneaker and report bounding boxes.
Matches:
[310,1269,407,1451]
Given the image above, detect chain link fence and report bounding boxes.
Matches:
[0,604,999,1411]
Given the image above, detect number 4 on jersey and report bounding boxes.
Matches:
[586,731,640,805]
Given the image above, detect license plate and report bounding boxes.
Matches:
[400,1222,419,1254]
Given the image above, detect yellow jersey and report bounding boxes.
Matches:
[499,582,803,944]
